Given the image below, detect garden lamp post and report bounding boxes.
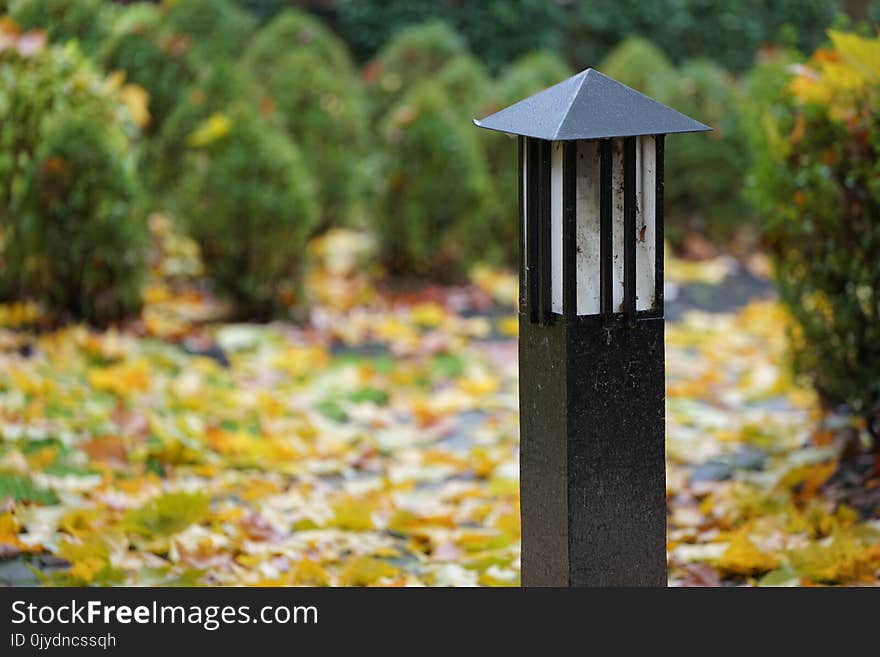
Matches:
[474,68,710,586]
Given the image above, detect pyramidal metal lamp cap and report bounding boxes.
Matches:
[473,68,711,140]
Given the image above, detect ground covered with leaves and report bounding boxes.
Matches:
[0,226,878,586]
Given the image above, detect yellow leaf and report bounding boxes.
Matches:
[187,113,231,147]
[828,30,880,78]
[457,371,500,396]
[123,492,209,537]
[374,317,418,343]
[789,532,876,584]
[58,538,110,584]
[88,359,150,396]
[790,32,880,120]
[69,557,106,584]
[411,302,446,328]
[778,460,837,501]
[119,83,151,128]
[497,315,519,337]
[290,558,330,586]
[666,253,732,284]
[801,461,838,501]
[26,446,57,469]
[273,345,330,379]
[331,497,375,531]
[0,512,24,550]
[478,566,519,586]
[60,509,104,538]
[105,70,126,91]
[455,529,508,553]
[470,265,518,306]
[0,301,39,328]
[338,556,399,586]
[716,529,779,576]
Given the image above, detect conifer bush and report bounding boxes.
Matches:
[255,49,370,228]
[564,0,837,73]
[0,32,146,325]
[175,107,320,318]
[234,0,287,23]
[433,54,492,120]
[597,36,673,94]
[163,0,256,64]
[376,82,497,276]
[7,0,112,55]
[655,60,749,244]
[245,8,352,75]
[336,0,563,73]
[244,13,370,227]
[98,3,196,134]
[149,59,264,195]
[363,21,467,123]
[492,50,573,109]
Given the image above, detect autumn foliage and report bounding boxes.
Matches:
[748,31,880,431]
[1,3,879,588]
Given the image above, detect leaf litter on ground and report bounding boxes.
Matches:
[0,226,877,586]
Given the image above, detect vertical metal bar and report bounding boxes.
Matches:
[518,136,526,315]
[623,136,637,320]
[655,135,665,316]
[563,141,577,320]
[526,139,539,324]
[539,140,552,324]
[599,140,613,315]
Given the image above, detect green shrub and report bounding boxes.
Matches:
[433,53,492,120]
[163,0,256,64]
[492,50,572,109]
[245,8,352,74]
[335,0,441,62]
[233,0,288,23]
[376,82,497,277]
[336,0,563,73]
[175,108,320,318]
[100,0,254,134]
[654,60,750,245]
[0,37,146,325]
[148,59,264,195]
[597,36,674,94]
[741,48,803,150]
[98,3,197,134]
[251,49,370,228]
[242,9,370,227]
[364,21,467,122]
[564,0,838,72]
[440,0,563,75]
[747,31,880,429]
[479,51,572,267]
[7,0,113,54]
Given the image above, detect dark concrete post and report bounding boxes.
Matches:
[474,68,710,586]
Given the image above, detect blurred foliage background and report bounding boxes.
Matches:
[1,0,880,443]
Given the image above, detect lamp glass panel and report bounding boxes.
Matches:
[636,136,657,311]
[550,141,564,314]
[575,140,601,315]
